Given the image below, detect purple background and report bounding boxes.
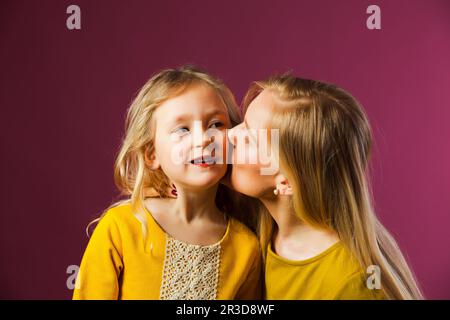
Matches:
[1,0,449,299]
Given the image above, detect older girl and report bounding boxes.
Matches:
[227,74,423,299]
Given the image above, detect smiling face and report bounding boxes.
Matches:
[228,89,281,198]
[150,82,231,190]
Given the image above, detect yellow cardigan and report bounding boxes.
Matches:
[73,203,262,300]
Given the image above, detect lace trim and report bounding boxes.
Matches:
[159,235,221,300]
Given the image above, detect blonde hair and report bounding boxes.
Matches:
[86,65,252,239]
[243,73,423,300]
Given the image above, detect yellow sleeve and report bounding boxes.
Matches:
[235,247,263,300]
[73,212,124,300]
[332,271,384,300]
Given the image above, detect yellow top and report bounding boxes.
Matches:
[73,202,262,300]
[265,241,384,300]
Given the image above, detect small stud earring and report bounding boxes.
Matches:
[171,184,177,197]
[273,188,279,195]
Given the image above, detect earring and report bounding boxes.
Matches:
[273,188,279,195]
[171,184,177,197]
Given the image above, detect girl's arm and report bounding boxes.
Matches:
[73,213,124,300]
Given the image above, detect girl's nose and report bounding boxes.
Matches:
[193,136,212,148]
[192,124,211,148]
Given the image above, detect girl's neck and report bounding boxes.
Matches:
[260,195,339,245]
[172,184,222,223]
[260,195,306,238]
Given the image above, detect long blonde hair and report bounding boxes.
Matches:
[244,74,423,300]
[87,65,253,238]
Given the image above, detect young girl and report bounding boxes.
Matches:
[73,66,262,300]
[227,74,423,299]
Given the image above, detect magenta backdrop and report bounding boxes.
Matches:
[1,0,449,299]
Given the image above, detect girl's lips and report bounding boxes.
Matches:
[190,156,215,165]
[191,162,214,167]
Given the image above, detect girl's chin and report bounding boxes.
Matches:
[182,175,225,190]
[227,169,262,198]
[180,183,220,192]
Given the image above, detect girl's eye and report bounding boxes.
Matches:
[209,121,223,129]
[174,127,189,135]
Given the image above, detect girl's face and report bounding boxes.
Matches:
[228,89,279,198]
[151,83,231,190]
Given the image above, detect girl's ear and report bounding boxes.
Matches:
[274,174,294,196]
[144,146,160,170]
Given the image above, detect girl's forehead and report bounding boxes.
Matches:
[245,90,276,128]
[155,84,229,123]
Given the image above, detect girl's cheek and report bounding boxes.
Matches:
[167,138,191,165]
[246,142,259,165]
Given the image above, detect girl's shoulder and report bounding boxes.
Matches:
[224,217,262,272]
[227,216,260,249]
[143,197,175,217]
[103,198,172,223]
[96,201,145,233]
[102,201,134,220]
